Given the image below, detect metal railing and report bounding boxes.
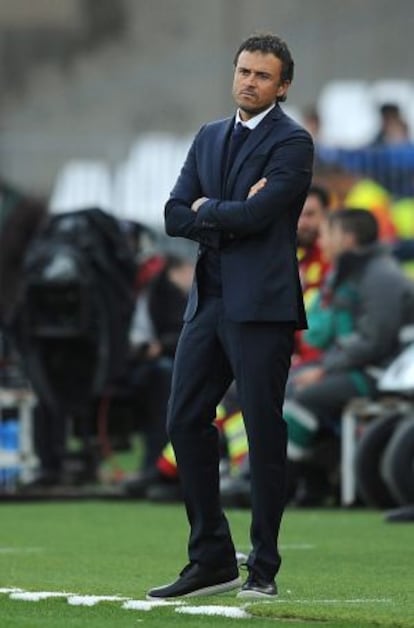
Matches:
[317,144,414,198]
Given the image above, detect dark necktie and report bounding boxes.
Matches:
[225,122,250,176]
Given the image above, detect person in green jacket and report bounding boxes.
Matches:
[285,208,414,503]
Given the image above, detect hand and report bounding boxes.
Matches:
[146,341,163,359]
[247,177,267,198]
[293,366,325,389]
[191,197,209,212]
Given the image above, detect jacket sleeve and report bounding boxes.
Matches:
[193,132,313,237]
[323,263,406,371]
[304,292,336,349]
[164,128,221,249]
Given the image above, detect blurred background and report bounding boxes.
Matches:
[1,0,414,224]
[1,0,414,515]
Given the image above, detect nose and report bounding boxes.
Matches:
[245,74,257,88]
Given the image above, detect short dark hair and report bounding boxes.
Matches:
[380,103,401,118]
[307,184,330,210]
[234,33,294,101]
[328,209,379,246]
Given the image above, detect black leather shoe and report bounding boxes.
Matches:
[237,573,277,598]
[147,562,241,599]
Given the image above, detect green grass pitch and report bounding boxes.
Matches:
[0,501,413,627]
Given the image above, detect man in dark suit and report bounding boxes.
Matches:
[147,33,313,600]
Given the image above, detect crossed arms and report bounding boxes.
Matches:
[164,128,313,247]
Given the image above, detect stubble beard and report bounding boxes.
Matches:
[238,100,276,120]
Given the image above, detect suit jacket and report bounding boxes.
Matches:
[164,104,314,327]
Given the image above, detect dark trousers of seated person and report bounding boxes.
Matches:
[125,357,173,471]
[286,372,376,501]
[293,372,375,430]
[33,403,67,477]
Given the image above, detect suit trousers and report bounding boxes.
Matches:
[167,296,295,580]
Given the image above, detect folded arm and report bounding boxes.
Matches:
[164,128,221,249]
[193,133,313,238]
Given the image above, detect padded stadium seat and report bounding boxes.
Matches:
[114,133,192,229]
[318,80,379,147]
[49,161,114,214]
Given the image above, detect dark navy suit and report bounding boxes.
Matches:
[165,104,313,580]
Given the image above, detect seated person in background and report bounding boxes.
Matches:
[302,105,321,143]
[286,208,414,505]
[371,103,410,146]
[147,255,195,360]
[122,255,194,496]
[121,220,166,294]
[294,184,331,366]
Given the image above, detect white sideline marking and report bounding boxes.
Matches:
[276,599,393,604]
[68,595,127,606]
[0,586,394,618]
[10,591,70,601]
[123,600,184,611]
[236,551,248,565]
[177,605,250,618]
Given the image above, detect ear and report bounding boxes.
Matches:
[277,81,290,99]
[343,231,357,249]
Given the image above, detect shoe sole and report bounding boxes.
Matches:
[237,589,277,599]
[147,576,242,600]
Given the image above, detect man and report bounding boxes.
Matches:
[147,33,313,600]
[294,184,331,365]
[297,185,330,305]
[286,209,414,467]
[371,103,410,146]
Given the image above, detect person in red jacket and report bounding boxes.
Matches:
[294,184,331,366]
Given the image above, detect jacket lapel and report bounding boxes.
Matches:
[213,117,234,196]
[225,105,283,197]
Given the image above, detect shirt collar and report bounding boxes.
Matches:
[235,103,276,130]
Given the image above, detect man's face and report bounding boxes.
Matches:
[232,50,289,120]
[317,219,335,263]
[297,193,326,248]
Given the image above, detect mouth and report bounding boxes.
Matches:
[239,91,256,99]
